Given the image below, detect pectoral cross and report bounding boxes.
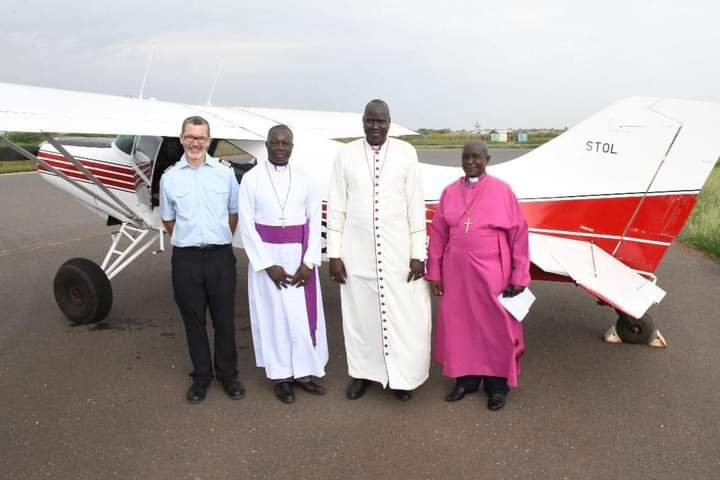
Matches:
[279,215,287,228]
[464,216,472,233]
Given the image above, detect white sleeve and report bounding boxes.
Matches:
[405,147,428,260]
[303,177,322,267]
[325,151,347,258]
[237,174,274,272]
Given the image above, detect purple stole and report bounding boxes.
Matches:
[254,222,318,346]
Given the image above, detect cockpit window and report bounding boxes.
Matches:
[133,136,161,168]
[212,139,255,164]
[114,135,135,155]
[210,139,257,184]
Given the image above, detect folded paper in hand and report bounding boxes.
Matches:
[498,288,536,322]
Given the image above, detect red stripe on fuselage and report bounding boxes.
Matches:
[39,158,135,185]
[36,150,137,192]
[519,194,697,243]
[37,165,136,193]
[423,192,698,274]
[38,151,134,176]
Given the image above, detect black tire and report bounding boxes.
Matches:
[616,312,655,344]
[53,258,113,325]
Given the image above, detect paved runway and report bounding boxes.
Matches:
[415,147,533,167]
[1,152,719,479]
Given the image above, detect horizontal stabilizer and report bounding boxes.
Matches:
[530,233,666,318]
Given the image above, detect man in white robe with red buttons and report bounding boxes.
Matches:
[238,124,328,404]
[327,99,431,401]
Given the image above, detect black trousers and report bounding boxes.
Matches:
[456,375,510,396]
[171,245,238,386]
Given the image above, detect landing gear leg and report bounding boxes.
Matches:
[53,223,163,325]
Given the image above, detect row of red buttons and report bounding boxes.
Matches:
[374,153,390,356]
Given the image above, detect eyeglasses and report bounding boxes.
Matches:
[182,135,209,143]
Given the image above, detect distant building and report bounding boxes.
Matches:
[490,129,508,143]
[516,130,528,143]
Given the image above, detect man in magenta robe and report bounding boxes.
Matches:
[426,140,530,411]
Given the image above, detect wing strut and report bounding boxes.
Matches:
[43,135,143,223]
[0,135,144,225]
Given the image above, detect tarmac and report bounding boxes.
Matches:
[1,149,719,479]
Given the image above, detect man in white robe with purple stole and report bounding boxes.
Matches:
[238,125,328,404]
[327,99,431,402]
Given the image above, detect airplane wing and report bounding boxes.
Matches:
[529,232,666,319]
[0,82,417,141]
[238,107,418,139]
[0,82,266,140]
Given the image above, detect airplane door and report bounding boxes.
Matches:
[131,135,162,207]
[150,137,184,207]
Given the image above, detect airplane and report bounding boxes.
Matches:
[1,81,719,348]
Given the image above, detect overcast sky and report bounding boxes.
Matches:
[2,0,718,129]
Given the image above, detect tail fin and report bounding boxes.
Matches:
[492,97,720,272]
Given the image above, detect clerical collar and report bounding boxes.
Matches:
[269,162,288,172]
[465,173,486,185]
[367,139,385,153]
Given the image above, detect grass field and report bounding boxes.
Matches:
[681,163,720,257]
[402,131,559,149]
[0,160,35,174]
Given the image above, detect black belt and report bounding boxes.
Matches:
[175,244,230,251]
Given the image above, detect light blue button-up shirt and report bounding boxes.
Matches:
[159,154,239,247]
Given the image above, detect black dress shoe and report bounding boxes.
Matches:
[346,378,370,400]
[274,382,295,404]
[295,380,326,395]
[187,383,208,404]
[222,379,245,400]
[487,393,506,411]
[445,385,478,402]
[393,389,413,401]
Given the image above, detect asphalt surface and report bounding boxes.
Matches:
[415,147,533,167]
[1,150,719,480]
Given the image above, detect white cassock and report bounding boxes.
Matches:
[327,137,431,390]
[238,160,328,380]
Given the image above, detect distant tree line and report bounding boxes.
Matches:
[404,128,564,148]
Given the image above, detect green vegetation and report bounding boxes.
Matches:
[401,129,563,149]
[0,160,36,174]
[7,132,44,145]
[682,163,720,257]
[339,129,563,148]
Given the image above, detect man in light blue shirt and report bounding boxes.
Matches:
[159,115,244,403]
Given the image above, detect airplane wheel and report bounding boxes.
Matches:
[615,312,655,344]
[53,258,113,325]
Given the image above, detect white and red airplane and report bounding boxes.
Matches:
[1,82,718,347]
